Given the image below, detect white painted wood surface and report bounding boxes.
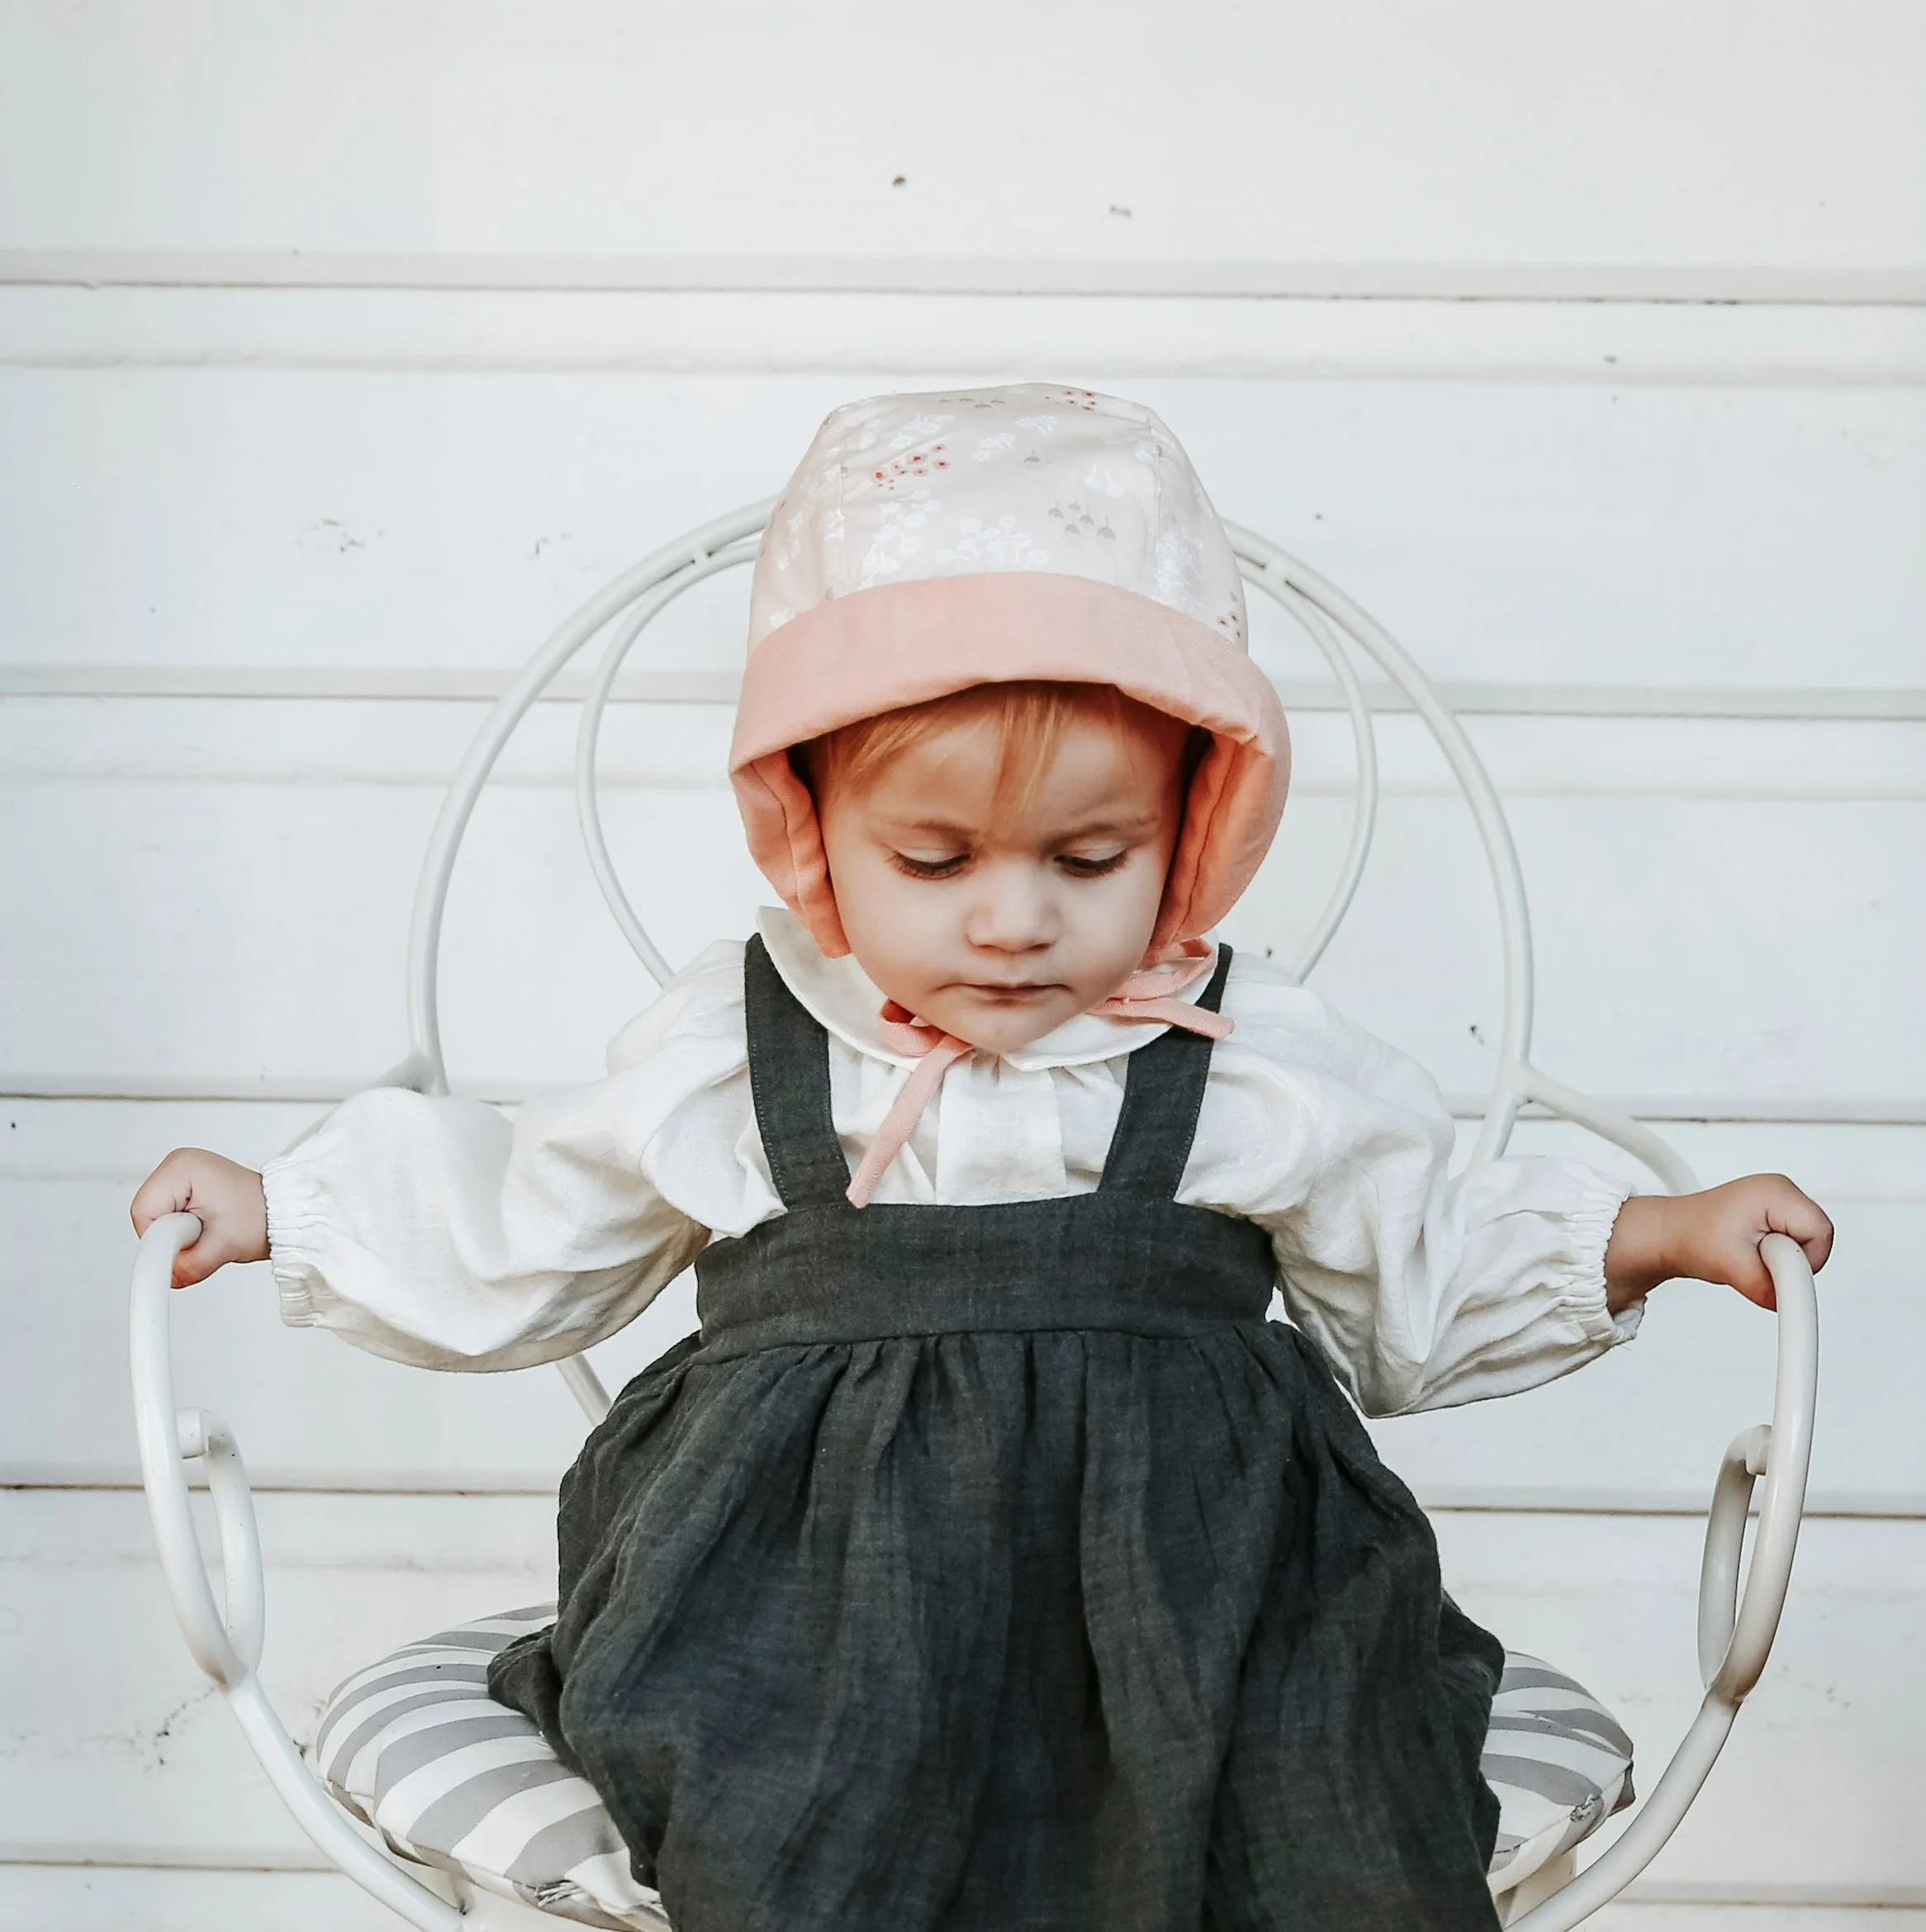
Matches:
[4,374,1922,686]
[4,1493,1923,1904]
[2,2,1920,1922]
[6,1878,1916,1932]
[3,0,1922,278]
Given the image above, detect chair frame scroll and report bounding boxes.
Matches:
[130,506,1819,1928]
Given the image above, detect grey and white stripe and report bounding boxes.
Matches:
[1483,1652,1636,1893]
[309,1606,669,1930]
[310,1611,1634,1920]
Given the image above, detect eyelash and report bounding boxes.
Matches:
[887,852,1130,881]
[1058,852,1129,878]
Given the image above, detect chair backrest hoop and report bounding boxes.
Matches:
[1225,525,1537,1164]
[575,534,762,984]
[403,499,775,1093]
[406,501,1696,1189]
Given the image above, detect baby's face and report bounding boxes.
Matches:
[817,710,1185,1052]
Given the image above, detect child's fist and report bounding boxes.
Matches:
[1605,1174,1833,1313]
[130,1148,270,1288]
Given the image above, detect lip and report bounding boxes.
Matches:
[959,981,1061,999]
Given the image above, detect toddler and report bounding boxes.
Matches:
[133,386,1832,1932]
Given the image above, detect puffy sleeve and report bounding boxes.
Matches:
[262,939,768,1372]
[1186,957,1638,1417]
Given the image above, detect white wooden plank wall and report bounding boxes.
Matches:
[2,4,1922,1925]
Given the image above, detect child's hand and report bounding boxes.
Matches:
[130,1148,270,1288]
[1605,1174,1833,1313]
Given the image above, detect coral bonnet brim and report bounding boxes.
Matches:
[728,572,1291,958]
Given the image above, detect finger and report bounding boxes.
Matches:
[1766,1184,1834,1273]
[129,1162,190,1237]
[171,1224,232,1289]
[1726,1241,1777,1311]
[1792,1199,1835,1271]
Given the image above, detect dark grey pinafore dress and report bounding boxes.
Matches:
[491,938,1505,1931]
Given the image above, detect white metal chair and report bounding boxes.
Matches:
[130,503,1819,1930]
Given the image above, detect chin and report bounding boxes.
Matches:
[951,1002,1076,1055]
[965,1023,1037,1053]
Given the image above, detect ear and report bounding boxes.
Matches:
[733,749,852,957]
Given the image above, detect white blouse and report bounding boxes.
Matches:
[263,907,1639,1418]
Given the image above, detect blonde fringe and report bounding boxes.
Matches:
[799,681,1196,824]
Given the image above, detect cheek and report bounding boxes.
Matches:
[1121,861,1173,939]
[821,828,885,933]
[826,842,946,978]
[1112,840,1175,911]
[1089,852,1174,961]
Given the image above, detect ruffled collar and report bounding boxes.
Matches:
[757,904,1214,1075]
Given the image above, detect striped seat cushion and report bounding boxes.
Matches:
[308,1607,667,1930]
[1483,1652,1637,1892]
[309,1610,1633,1923]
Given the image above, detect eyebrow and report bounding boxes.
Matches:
[878,811,1164,843]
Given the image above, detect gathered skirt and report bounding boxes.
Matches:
[491,1315,1504,1932]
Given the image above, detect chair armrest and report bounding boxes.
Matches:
[1508,1233,1819,1930]
[1697,1233,1820,1698]
[130,1213,467,1932]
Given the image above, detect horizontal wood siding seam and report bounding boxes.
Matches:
[2,1851,1923,1908]
[7,286,1924,382]
[7,1469,1922,1516]
[5,667,1925,719]
[0,1847,338,1873]
[5,1076,1919,1122]
[7,250,1926,305]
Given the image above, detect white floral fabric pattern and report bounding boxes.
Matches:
[748,384,1249,653]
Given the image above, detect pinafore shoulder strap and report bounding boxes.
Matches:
[1096,942,1234,1199]
[741,935,1235,1210]
[742,935,851,1208]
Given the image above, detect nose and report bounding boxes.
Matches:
[961,856,1058,957]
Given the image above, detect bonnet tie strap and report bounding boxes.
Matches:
[842,939,1231,1208]
[1084,937,1235,1037]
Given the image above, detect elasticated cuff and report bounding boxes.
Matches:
[261,1142,334,1329]
[1559,1169,1644,1350]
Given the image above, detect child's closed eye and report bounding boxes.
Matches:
[1056,849,1130,878]
[889,850,970,880]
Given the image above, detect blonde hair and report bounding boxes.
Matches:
[798,681,1200,825]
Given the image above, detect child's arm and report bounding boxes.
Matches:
[1202,961,1835,1417]
[125,940,750,1371]
[130,1146,269,1287]
[125,1081,712,1371]
[1603,1173,1833,1313]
